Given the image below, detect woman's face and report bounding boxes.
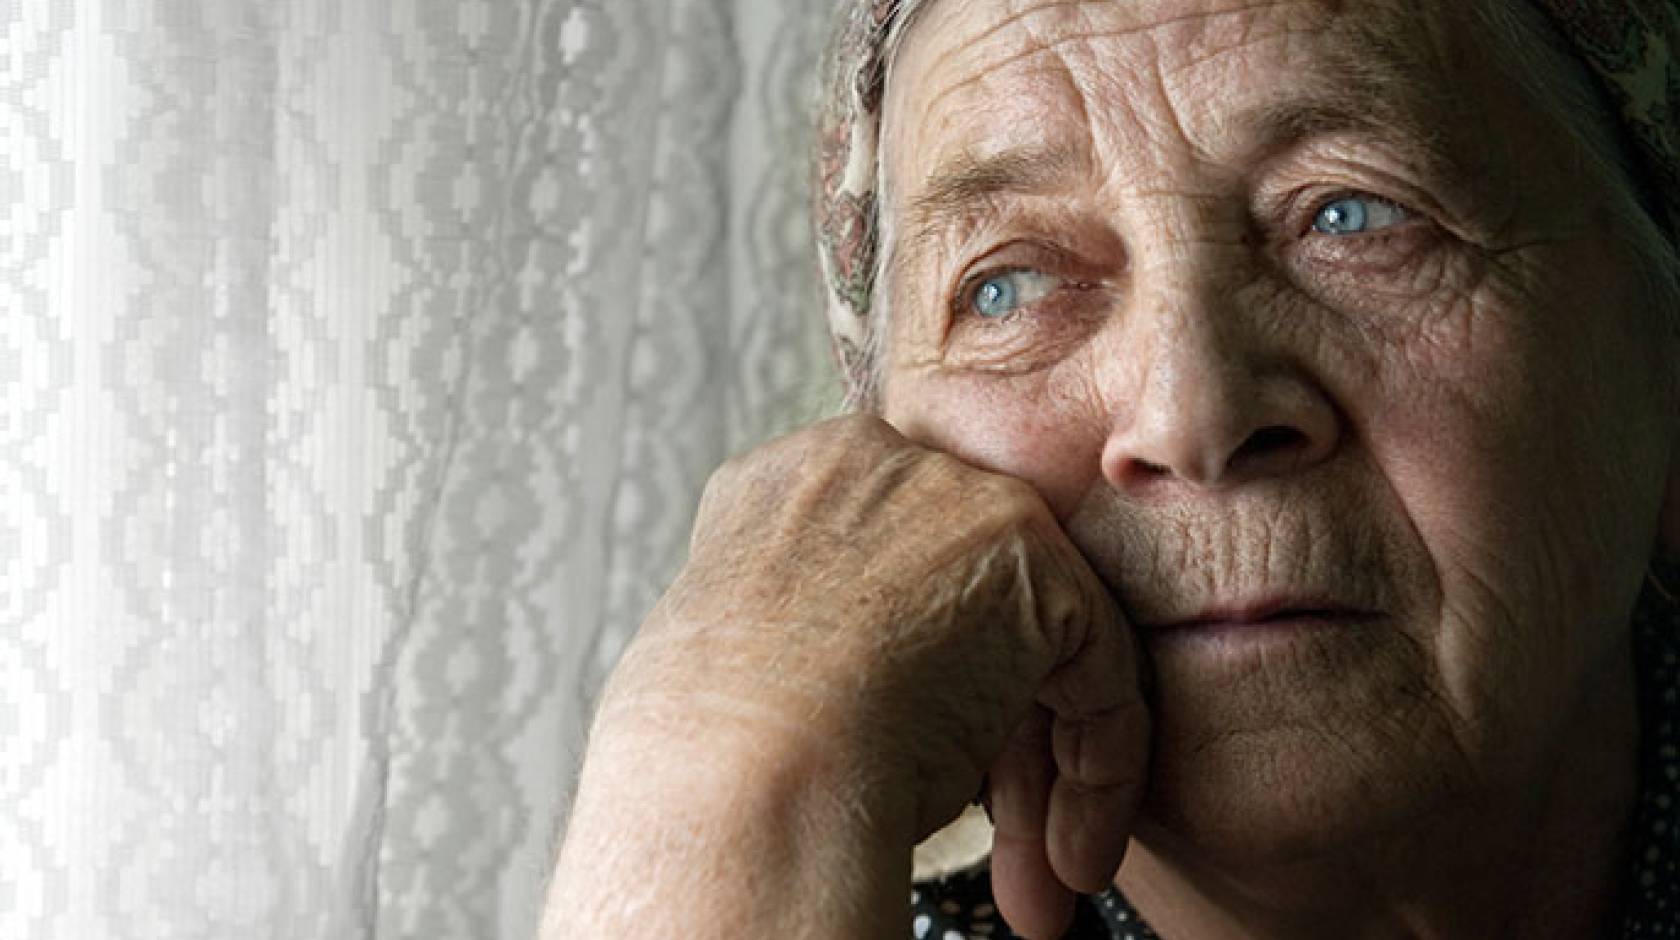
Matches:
[879,0,1680,864]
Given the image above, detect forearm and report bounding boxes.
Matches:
[540,709,916,938]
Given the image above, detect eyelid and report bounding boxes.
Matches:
[1279,190,1452,288]
[1281,194,1393,244]
[1258,131,1471,229]
[1279,183,1424,237]
[947,240,1094,309]
[951,267,1102,332]
[955,266,1055,316]
[939,265,1107,374]
[1316,193,1411,238]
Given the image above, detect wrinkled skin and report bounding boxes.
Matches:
[551,0,1680,937]
[878,0,1678,935]
[561,415,1151,938]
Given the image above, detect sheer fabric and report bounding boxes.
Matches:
[1,1,839,936]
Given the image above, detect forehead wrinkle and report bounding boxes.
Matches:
[909,1,1377,173]
[1293,9,1461,169]
[937,0,1332,66]
[954,0,1101,59]
[886,0,1469,276]
[913,2,1397,167]
[1147,5,1452,161]
[1325,4,1457,118]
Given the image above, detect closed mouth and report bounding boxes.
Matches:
[1144,597,1374,633]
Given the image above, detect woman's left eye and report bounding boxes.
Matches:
[967,268,1062,319]
[1311,195,1410,236]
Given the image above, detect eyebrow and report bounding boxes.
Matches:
[1236,89,1452,172]
[907,144,1087,229]
[1242,97,1394,155]
[896,144,1088,276]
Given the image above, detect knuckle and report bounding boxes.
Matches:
[827,412,897,442]
[694,451,768,534]
[815,413,903,461]
[708,453,745,488]
[755,415,892,470]
[699,456,744,509]
[981,473,1049,528]
[799,415,919,490]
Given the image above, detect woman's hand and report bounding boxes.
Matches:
[550,416,1150,939]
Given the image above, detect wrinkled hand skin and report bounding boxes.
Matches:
[596,414,1151,939]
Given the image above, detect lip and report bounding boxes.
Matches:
[1141,596,1373,634]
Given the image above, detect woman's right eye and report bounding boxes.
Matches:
[965,268,1063,319]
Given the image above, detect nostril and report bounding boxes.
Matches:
[1251,425,1305,450]
[1131,457,1172,479]
[1237,425,1309,465]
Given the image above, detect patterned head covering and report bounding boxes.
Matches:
[812,0,1680,403]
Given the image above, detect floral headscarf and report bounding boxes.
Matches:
[811,0,1680,402]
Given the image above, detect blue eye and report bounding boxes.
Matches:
[969,269,1060,319]
[1312,195,1408,235]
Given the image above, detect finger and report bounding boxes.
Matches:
[987,705,1077,940]
[1038,609,1152,894]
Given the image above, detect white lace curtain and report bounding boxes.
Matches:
[2,1,839,936]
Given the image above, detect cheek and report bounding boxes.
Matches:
[1345,256,1665,700]
[884,368,1108,519]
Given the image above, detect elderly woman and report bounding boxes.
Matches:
[544,0,1680,936]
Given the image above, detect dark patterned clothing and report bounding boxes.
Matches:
[911,566,1680,938]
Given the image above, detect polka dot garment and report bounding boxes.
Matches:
[911,560,1680,938]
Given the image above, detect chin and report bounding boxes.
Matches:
[1131,614,1470,869]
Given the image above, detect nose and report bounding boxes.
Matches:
[1098,290,1340,493]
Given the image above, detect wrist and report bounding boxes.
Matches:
[544,700,918,937]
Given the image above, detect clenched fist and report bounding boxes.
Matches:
[546,416,1151,939]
